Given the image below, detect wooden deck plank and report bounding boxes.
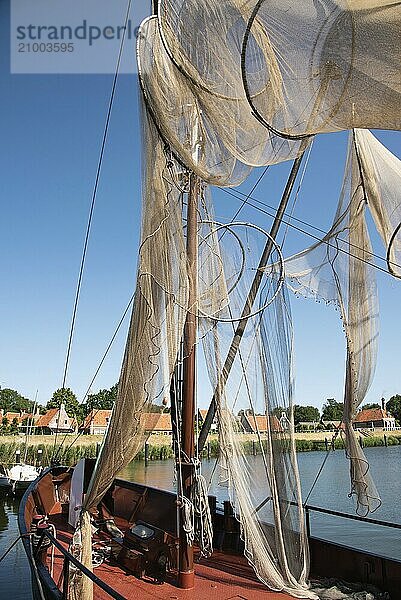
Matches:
[47,515,293,599]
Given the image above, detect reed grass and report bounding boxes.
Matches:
[0,432,399,466]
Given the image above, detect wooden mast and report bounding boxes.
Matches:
[150,0,197,582]
[178,172,199,589]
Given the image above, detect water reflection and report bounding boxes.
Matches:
[0,494,33,600]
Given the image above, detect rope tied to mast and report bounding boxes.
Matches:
[179,495,195,548]
[191,458,213,558]
[176,454,213,557]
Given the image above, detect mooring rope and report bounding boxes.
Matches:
[0,533,30,564]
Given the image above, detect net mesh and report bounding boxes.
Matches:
[138,10,305,187]
[354,129,401,278]
[70,0,401,595]
[198,209,316,598]
[70,109,189,600]
[242,0,401,138]
[84,109,188,509]
[284,131,382,516]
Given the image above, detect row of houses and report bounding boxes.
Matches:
[0,404,77,433]
[81,408,398,436]
[0,406,174,436]
[1,403,397,436]
[80,410,282,436]
[299,404,397,432]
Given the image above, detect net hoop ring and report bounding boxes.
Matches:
[197,221,285,323]
[386,221,401,279]
[198,219,246,302]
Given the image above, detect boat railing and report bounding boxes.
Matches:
[223,495,401,548]
[303,502,401,541]
[34,528,125,600]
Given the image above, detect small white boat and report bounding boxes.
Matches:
[8,463,40,495]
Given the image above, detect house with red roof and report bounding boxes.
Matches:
[0,409,40,431]
[79,411,172,436]
[35,404,75,434]
[141,412,172,435]
[353,405,396,430]
[2,411,24,424]
[240,412,282,433]
[80,409,112,435]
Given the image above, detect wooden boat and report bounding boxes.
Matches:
[17,1,401,599]
[18,463,401,599]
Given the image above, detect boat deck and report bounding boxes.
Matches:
[47,514,293,599]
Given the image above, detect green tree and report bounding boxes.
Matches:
[84,384,117,413]
[387,395,401,422]
[321,398,344,421]
[47,388,79,418]
[293,405,320,425]
[0,416,9,435]
[0,387,33,413]
[361,402,380,410]
[271,406,286,418]
[10,417,19,435]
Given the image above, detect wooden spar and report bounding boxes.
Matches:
[197,153,305,452]
[178,172,199,589]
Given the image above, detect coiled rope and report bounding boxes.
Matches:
[191,459,213,558]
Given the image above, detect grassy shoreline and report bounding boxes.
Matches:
[1,429,400,466]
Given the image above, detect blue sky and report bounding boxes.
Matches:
[1,1,400,411]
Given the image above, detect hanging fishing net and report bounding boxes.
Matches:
[242,0,401,138]
[138,16,251,186]
[70,0,401,593]
[354,129,401,279]
[84,109,188,508]
[283,131,381,516]
[196,203,316,598]
[137,6,305,187]
[69,108,190,600]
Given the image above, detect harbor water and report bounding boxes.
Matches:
[1,444,401,599]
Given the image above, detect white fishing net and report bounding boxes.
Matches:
[138,16,251,186]
[138,10,305,187]
[70,109,189,600]
[354,129,401,278]
[242,0,401,138]
[194,204,315,598]
[311,579,389,600]
[84,110,188,508]
[69,0,401,595]
[283,131,382,516]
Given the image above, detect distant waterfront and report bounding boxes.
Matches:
[1,429,401,466]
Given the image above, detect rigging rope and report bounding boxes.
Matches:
[302,427,342,507]
[230,166,270,222]
[221,187,401,277]
[281,140,314,249]
[53,293,134,462]
[52,0,133,461]
[191,459,213,558]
